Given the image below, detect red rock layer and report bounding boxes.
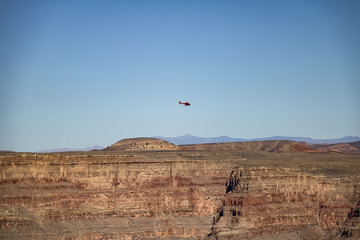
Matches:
[207,167,360,239]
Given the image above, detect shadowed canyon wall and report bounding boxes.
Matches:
[1,150,359,239]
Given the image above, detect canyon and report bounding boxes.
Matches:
[1,139,360,239]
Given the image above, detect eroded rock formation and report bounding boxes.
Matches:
[207,167,360,239]
[0,151,233,239]
[1,139,360,239]
[104,138,179,151]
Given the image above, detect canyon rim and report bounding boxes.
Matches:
[1,138,360,239]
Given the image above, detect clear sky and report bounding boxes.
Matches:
[1,0,359,152]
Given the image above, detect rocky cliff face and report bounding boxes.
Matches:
[207,167,360,239]
[1,147,359,239]
[0,151,235,239]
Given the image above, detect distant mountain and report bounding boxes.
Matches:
[156,134,360,145]
[38,145,103,153]
[155,134,246,145]
[251,136,360,144]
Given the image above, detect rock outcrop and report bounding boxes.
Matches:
[207,167,360,239]
[104,138,179,151]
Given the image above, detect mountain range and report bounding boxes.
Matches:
[155,134,360,145]
[38,145,103,153]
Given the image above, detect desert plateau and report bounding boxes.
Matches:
[1,138,360,239]
[3,0,359,239]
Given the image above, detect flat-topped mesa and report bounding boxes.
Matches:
[104,137,179,151]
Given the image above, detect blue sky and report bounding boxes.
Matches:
[1,0,359,151]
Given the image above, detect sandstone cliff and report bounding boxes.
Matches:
[1,142,360,239]
[206,167,360,239]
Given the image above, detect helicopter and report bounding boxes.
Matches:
[179,101,190,106]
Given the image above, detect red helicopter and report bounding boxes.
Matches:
[179,101,190,106]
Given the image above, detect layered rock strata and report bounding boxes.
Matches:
[0,149,359,239]
[0,152,236,239]
[207,167,360,239]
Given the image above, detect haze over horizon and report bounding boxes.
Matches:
[1,0,359,152]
